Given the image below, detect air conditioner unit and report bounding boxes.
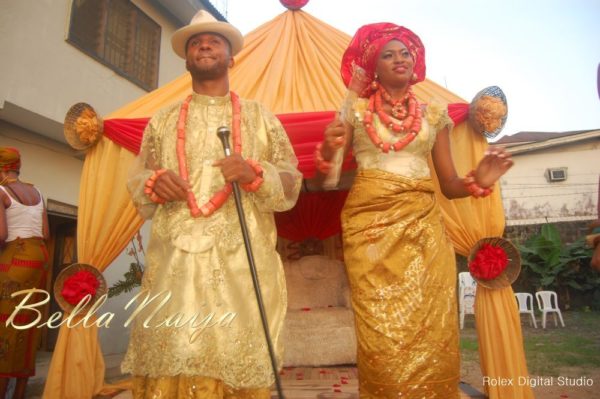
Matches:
[545,167,567,182]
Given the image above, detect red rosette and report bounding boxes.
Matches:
[467,237,521,289]
[54,263,107,313]
[61,270,100,305]
[469,243,509,280]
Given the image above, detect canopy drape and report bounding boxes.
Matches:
[42,8,530,399]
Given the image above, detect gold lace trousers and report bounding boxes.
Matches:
[132,375,270,399]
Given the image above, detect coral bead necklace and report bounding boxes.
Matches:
[176,92,241,217]
[362,86,422,153]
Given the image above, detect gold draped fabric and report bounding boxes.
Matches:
[426,105,534,399]
[341,170,460,398]
[122,93,302,393]
[427,110,534,399]
[475,287,535,398]
[42,138,144,399]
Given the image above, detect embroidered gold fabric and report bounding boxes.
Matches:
[131,375,270,399]
[123,93,302,389]
[340,103,459,398]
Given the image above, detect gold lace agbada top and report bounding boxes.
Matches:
[123,93,302,388]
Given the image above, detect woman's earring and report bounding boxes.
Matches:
[411,72,418,82]
[371,73,379,90]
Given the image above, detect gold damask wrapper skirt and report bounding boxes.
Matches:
[341,169,460,398]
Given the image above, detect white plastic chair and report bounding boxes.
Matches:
[458,272,477,329]
[514,292,537,328]
[535,290,565,328]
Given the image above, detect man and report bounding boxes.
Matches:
[122,10,302,398]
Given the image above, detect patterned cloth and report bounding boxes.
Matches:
[0,237,48,377]
[340,106,460,398]
[123,93,302,391]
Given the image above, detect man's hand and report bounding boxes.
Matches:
[153,169,189,201]
[214,154,256,184]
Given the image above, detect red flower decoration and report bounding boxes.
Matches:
[280,0,309,10]
[61,270,99,305]
[469,243,508,280]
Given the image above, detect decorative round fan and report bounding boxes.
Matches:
[63,103,103,150]
[468,236,521,289]
[53,263,107,314]
[468,86,508,139]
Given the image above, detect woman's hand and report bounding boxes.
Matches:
[474,146,514,188]
[322,117,346,160]
[348,64,370,96]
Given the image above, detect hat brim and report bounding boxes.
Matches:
[171,22,244,58]
[468,237,521,289]
[54,263,107,314]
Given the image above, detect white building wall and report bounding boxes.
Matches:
[0,0,186,140]
[0,0,189,354]
[500,140,600,226]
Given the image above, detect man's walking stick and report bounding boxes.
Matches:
[217,126,285,398]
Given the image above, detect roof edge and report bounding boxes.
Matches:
[506,129,600,155]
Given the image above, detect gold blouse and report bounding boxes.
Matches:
[349,97,453,178]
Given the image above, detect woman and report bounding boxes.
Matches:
[0,147,49,399]
[316,24,513,398]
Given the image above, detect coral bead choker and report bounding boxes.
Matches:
[362,87,422,153]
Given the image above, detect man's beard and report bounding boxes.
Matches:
[186,58,228,81]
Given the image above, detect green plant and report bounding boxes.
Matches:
[108,231,145,298]
[518,224,594,308]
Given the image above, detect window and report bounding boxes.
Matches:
[68,0,161,91]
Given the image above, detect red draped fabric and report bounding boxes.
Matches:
[447,103,469,126]
[102,110,359,178]
[103,104,468,165]
[101,104,466,242]
[103,118,149,155]
[275,190,349,241]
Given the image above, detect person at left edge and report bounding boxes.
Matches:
[0,147,50,399]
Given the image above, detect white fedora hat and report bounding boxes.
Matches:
[171,10,244,59]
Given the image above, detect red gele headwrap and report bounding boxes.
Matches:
[341,22,426,97]
[0,147,21,172]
